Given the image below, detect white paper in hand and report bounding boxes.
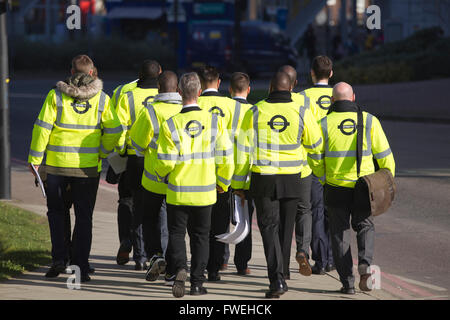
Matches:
[31,164,46,198]
[216,195,250,244]
[107,152,128,174]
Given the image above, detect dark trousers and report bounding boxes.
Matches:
[125,155,147,264]
[254,196,299,283]
[166,204,212,286]
[294,174,313,268]
[141,190,169,258]
[46,174,98,275]
[324,185,375,288]
[117,171,133,247]
[310,175,334,268]
[234,193,254,271]
[207,191,231,274]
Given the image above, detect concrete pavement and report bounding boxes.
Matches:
[0,162,401,300]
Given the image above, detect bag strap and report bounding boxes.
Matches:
[356,106,364,177]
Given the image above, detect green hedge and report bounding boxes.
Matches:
[11,36,177,72]
[333,27,450,84]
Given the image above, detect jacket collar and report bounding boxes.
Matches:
[266,90,292,103]
[233,97,249,104]
[180,105,202,113]
[200,90,223,97]
[137,78,158,89]
[153,92,182,104]
[328,100,359,114]
[56,78,103,102]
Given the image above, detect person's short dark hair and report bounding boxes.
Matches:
[311,55,333,80]
[158,71,178,93]
[198,66,219,85]
[72,55,94,75]
[270,71,291,92]
[139,60,161,81]
[230,72,250,93]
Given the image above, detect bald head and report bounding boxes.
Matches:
[278,65,297,89]
[270,71,292,92]
[158,71,178,93]
[332,82,355,102]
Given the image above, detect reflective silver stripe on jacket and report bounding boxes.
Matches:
[373,148,392,159]
[131,139,146,154]
[46,145,99,153]
[298,91,310,109]
[103,125,123,134]
[114,85,124,106]
[29,149,44,157]
[145,104,160,150]
[303,137,322,149]
[166,118,181,152]
[144,169,159,182]
[321,113,373,158]
[34,119,53,130]
[217,176,231,185]
[126,91,136,125]
[254,159,308,167]
[231,100,241,139]
[167,183,216,193]
[232,174,247,182]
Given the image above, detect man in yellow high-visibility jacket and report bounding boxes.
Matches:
[311,82,395,294]
[197,66,240,282]
[128,71,182,282]
[115,60,162,271]
[111,61,161,269]
[154,72,234,297]
[225,72,254,276]
[232,71,324,298]
[295,56,336,275]
[279,64,316,278]
[28,55,122,282]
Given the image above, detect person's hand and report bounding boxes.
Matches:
[233,189,246,207]
[216,185,225,194]
[29,163,39,178]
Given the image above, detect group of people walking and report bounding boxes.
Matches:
[28,54,395,298]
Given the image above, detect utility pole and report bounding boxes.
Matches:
[0,0,11,200]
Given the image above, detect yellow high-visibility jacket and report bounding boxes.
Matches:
[129,93,183,195]
[299,84,333,121]
[231,92,323,190]
[116,87,159,155]
[292,91,316,179]
[28,87,122,177]
[154,106,234,206]
[311,100,395,188]
[231,98,253,190]
[198,90,242,140]
[110,80,138,110]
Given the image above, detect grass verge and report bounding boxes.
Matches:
[0,202,51,281]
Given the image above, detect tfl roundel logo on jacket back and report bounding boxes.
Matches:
[338,118,357,135]
[267,115,290,133]
[317,95,332,110]
[184,120,204,138]
[71,101,91,114]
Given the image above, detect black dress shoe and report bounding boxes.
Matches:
[265,280,285,298]
[116,241,132,265]
[172,269,187,298]
[208,273,221,282]
[326,263,336,272]
[190,285,208,296]
[45,263,66,278]
[281,279,288,293]
[311,264,326,275]
[340,286,356,295]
